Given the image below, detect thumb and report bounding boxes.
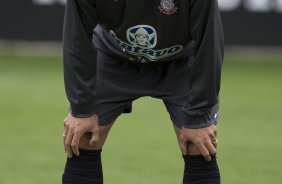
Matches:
[180,139,188,155]
[89,130,99,145]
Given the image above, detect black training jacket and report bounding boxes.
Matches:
[63,0,224,128]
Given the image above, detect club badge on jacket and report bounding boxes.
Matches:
[158,0,178,15]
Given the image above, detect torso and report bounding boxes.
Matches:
[95,0,193,63]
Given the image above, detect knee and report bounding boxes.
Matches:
[186,142,202,155]
[78,133,104,150]
[78,133,100,150]
[78,123,113,150]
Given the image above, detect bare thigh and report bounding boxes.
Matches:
[78,122,114,150]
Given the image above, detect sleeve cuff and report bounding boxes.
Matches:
[183,103,219,129]
[182,113,218,129]
[69,102,97,118]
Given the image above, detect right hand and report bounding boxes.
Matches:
[63,113,99,158]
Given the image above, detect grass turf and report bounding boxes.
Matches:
[0,54,281,184]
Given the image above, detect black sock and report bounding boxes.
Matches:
[182,155,220,184]
[62,149,103,184]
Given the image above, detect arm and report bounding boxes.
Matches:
[63,0,99,158]
[184,0,224,128]
[63,0,98,117]
[180,0,224,161]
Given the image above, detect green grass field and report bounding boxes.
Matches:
[0,53,282,184]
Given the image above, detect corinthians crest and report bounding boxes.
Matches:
[158,0,178,15]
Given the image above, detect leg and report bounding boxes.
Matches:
[173,124,203,155]
[77,122,114,150]
[173,124,220,184]
[62,122,114,184]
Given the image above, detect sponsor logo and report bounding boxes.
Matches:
[158,0,178,15]
[126,25,157,49]
[110,25,183,62]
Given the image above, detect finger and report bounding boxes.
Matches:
[71,131,83,156]
[212,138,218,149]
[64,130,74,158]
[90,126,100,145]
[212,125,217,137]
[90,131,99,145]
[205,141,217,155]
[63,126,69,153]
[63,136,67,153]
[209,131,217,144]
[197,143,211,161]
[179,139,187,155]
[214,130,217,138]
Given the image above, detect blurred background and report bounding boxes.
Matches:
[0,0,281,183]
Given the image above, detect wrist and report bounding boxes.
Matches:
[70,102,96,118]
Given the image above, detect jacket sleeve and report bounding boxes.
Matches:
[183,0,224,128]
[63,0,98,117]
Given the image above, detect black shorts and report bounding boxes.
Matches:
[95,51,192,128]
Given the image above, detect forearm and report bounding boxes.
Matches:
[183,0,224,128]
[63,0,98,117]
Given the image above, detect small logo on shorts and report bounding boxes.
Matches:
[158,0,177,15]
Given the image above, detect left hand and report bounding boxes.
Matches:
[180,124,217,161]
